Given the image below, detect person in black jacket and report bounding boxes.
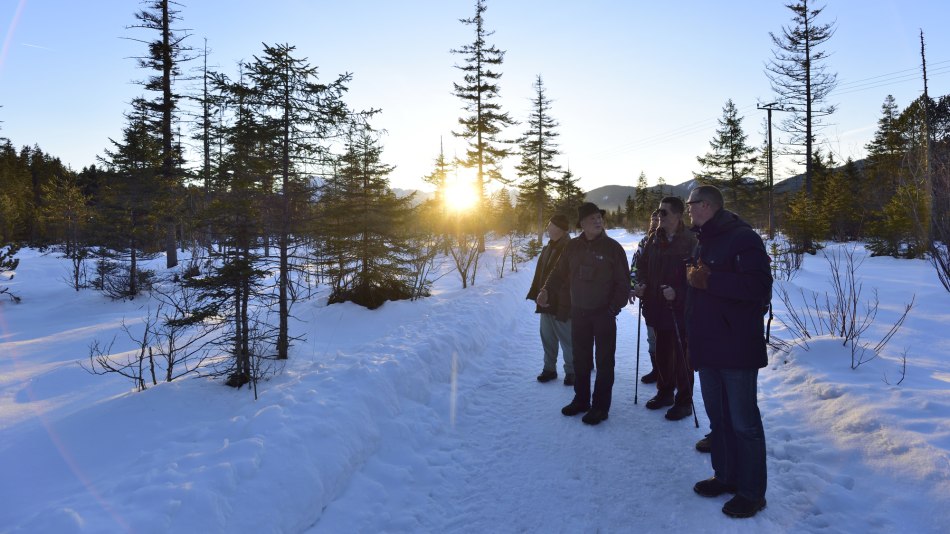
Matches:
[536,202,630,425]
[526,214,574,385]
[632,197,697,421]
[685,185,772,519]
[630,210,660,384]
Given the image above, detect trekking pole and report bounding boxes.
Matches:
[635,299,642,404]
[664,288,699,428]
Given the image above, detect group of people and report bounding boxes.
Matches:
[526,185,773,519]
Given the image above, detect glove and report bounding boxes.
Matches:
[686,259,711,289]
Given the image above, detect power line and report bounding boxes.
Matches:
[583,60,947,162]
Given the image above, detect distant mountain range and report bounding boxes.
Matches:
[392,159,864,210]
[584,181,696,211]
[582,159,865,210]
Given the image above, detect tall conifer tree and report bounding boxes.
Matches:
[515,75,562,243]
[129,0,192,268]
[244,43,352,359]
[695,99,758,212]
[451,0,516,251]
[766,0,837,195]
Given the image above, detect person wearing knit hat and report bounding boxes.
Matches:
[536,202,630,425]
[526,214,574,385]
[549,214,570,232]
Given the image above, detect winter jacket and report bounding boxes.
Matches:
[686,209,773,370]
[526,235,571,322]
[636,227,697,331]
[543,231,630,315]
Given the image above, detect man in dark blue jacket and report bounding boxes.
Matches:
[685,185,772,519]
[536,202,630,425]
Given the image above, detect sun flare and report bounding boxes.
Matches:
[443,177,478,213]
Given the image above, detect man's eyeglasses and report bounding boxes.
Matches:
[686,199,704,206]
[652,208,669,217]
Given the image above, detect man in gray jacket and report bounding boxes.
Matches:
[536,203,630,425]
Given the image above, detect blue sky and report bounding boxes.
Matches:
[1,1,948,193]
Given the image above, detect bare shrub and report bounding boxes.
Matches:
[774,245,915,371]
[406,233,447,300]
[769,240,803,281]
[449,231,481,288]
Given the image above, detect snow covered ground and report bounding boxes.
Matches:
[1,230,948,533]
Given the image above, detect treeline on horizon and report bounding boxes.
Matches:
[1,0,949,388]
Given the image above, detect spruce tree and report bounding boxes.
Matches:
[319,127,416,309]
[695,99,758,212]
[40,174,92,290]
[244,43,352,358]
[818,159,852,242]
[863,95,904,212]
[0,241,19,303]
[0,141,32,243]
[182,67,274,386]
[129,0,193,268]
[633,171,652,227]
[99,98,165,298]
[515,75,562,243]
[784,190,826,254]
[422,140,451,212]
[551,168,585,222]
[490,186,517,235]
[765,0,837,195]
[451,0,516,251]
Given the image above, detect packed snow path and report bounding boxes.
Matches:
[304,258,947,533]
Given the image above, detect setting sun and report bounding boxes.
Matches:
[443,173,478,213]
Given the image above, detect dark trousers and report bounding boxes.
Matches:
[571,307,617,413]
[654,328,693,406]
[698,367,767,500]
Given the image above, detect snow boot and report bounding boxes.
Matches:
[693,477,737,498]
[537,370,558,383]
[722,495,767,518]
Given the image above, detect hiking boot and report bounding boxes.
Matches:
[665,404,692,421]
[537,370,558,383]
[722,495,767,518]
[695,433,712,453]
[563,374,575,386]
[645,393,674,410]
[581,408,609,425]
[693,477,737,498]
[561,402,589,416]
[640,370,658,384]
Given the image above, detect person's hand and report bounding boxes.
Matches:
[536,288,550,307]
[634,283,645,298]
[687,259,711,289]
[628,290,637,305]
[661,285,676,301]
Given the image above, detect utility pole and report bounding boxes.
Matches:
[757,102,787,240]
